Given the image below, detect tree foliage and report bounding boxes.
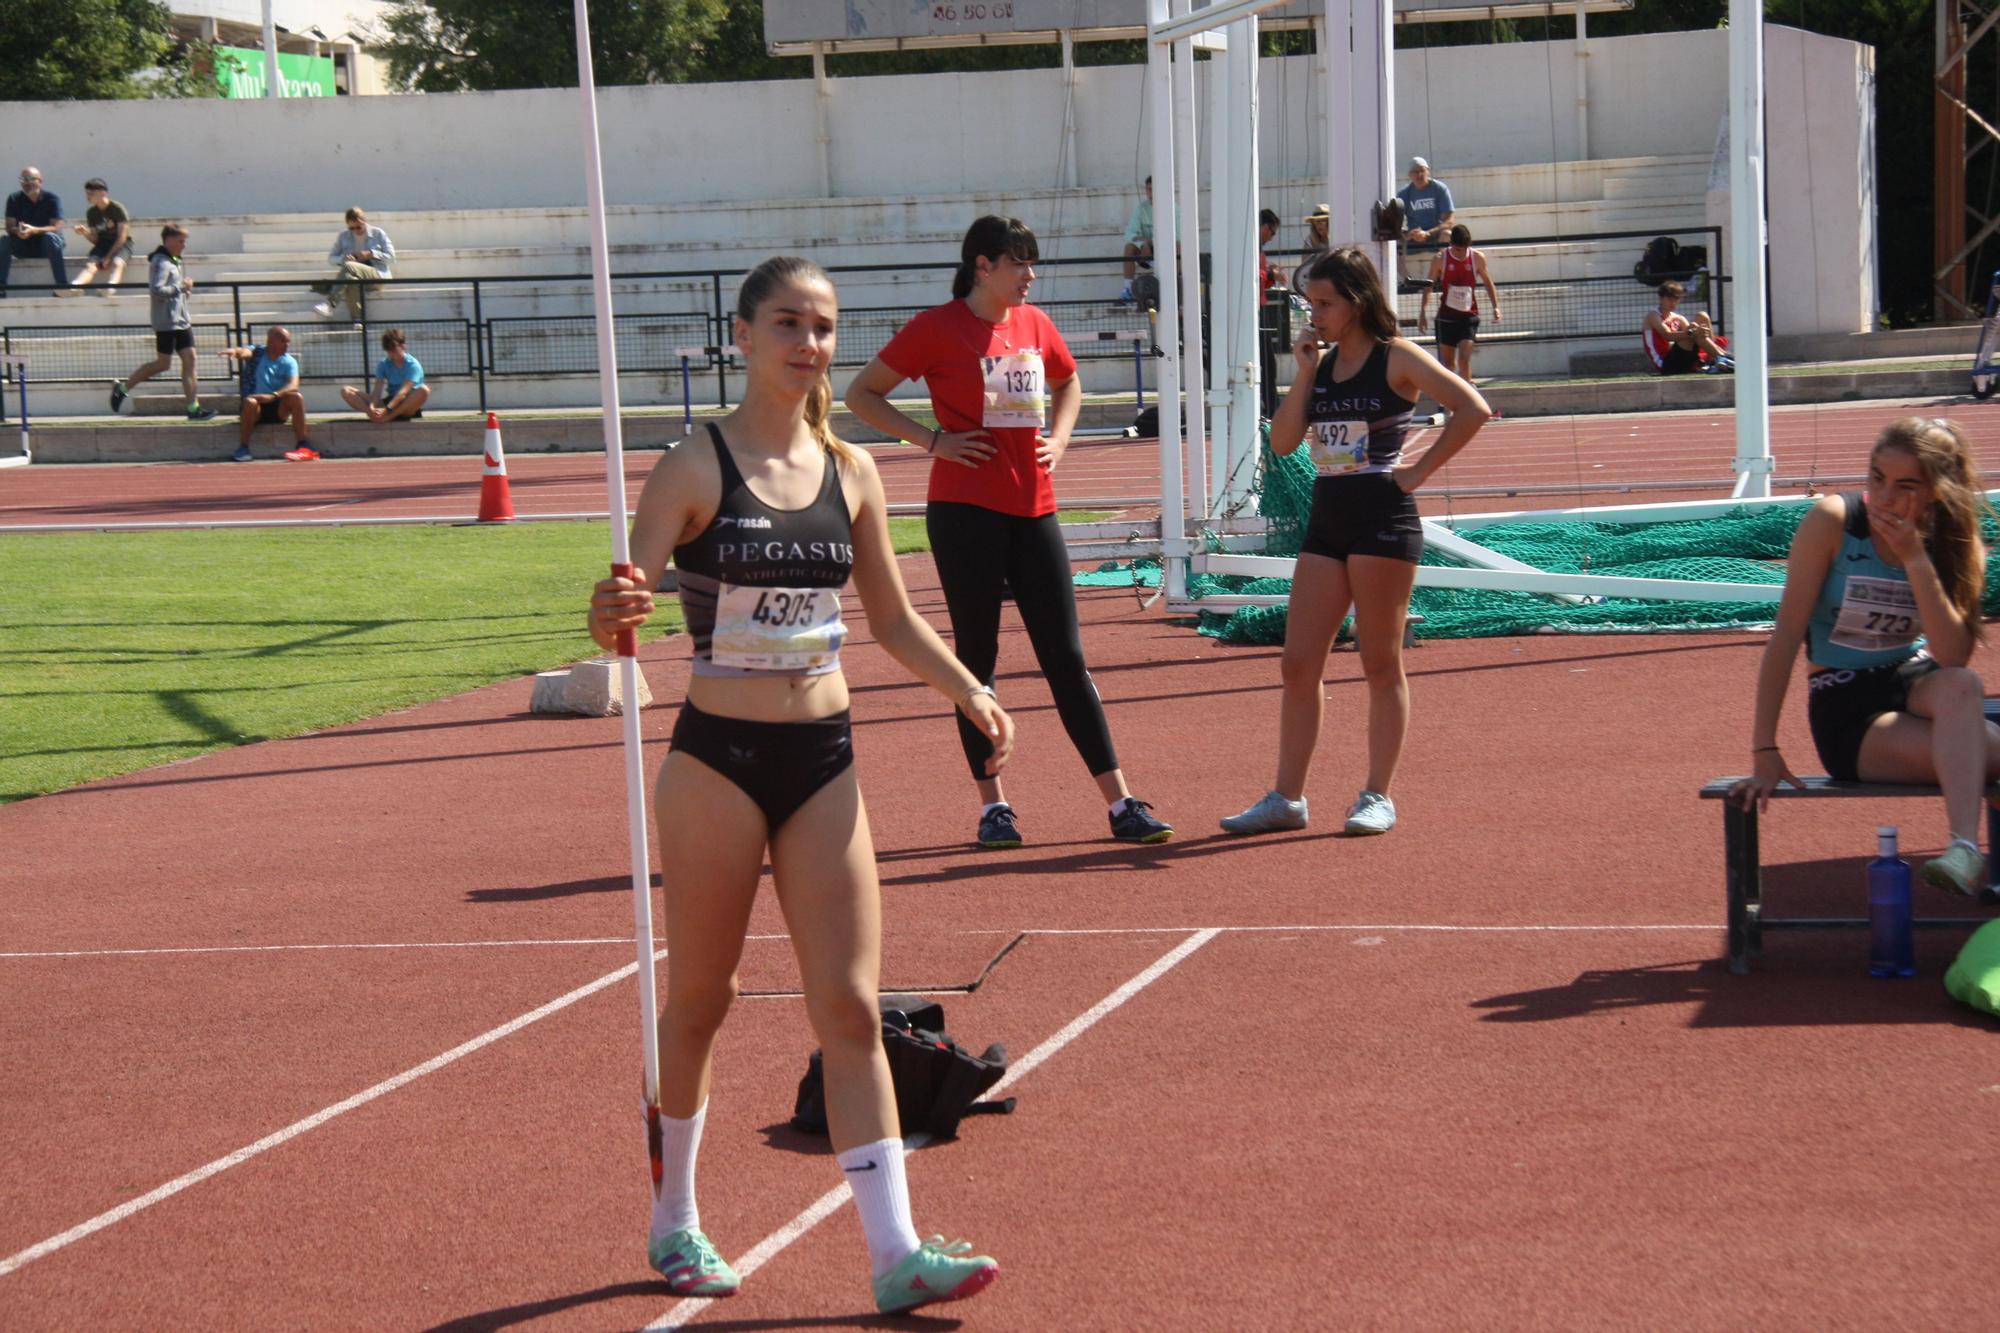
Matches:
[371,0,731,92]
[0,0,212,100]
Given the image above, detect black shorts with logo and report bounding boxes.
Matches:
[1299,471,1423,564]
[1805,653,1938,781]
[1435,313,1478,348]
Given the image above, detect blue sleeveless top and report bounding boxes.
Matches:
[1805,492,1927,671]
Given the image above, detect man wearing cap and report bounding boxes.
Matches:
[1395,158,1456,294]
[1118,176,1154,304]
[1291,203,1332,297]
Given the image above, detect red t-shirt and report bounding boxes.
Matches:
[876,299,1079,518]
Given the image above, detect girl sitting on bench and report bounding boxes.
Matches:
[1733,417,1996,895]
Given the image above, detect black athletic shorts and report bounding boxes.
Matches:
[1435,314,1478,348]
[1806,653,1938,781]
[154,328,195,354]
[250,398,287,424]
[669,702,854,832]
[89,239,131,264]
[1657,343,1699,376]
[1299,471,1423,564]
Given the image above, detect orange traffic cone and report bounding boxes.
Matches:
[477,412,516,523]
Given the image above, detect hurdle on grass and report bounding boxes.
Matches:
[0,354,28,469]
[572,0,665,1195]
[1145,0,1780,615]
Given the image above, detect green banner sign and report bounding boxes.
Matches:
[215,45,336,99]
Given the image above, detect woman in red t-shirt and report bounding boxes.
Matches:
[847,216,1173,849]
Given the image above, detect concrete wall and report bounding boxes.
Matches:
[5,28,1764,218]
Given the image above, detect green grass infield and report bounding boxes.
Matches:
[0,510,1108,804]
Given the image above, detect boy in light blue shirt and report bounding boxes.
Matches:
[342,327,429,422]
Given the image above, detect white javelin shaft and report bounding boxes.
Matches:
[572,0,661,1115]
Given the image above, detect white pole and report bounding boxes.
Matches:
[1324,7,1350,250]
[1228,14,1263,513]
[812,44,833,199]
[1172,6,1209,519]
[1148,0,1189,601]
[1574,0,1590,161]
[572,0,664,1185]
[262,0,283,99]
[1728,0,1772,498]
[1208,22,1235,515]
[1060,31,1080,190]
[1370,0,1396,282]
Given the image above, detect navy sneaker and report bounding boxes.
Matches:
[1110,798,1174,844]
[231,444,252,463]
[976,804,1022,850]
[109,381,127,414]
[187,404,217,421]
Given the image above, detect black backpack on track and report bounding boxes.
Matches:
[791,997,1014,1142]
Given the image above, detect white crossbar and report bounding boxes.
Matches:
[1192,551,1782,604]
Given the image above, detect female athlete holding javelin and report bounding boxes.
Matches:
[589,256,1006,1315]
[846,215,1174,849]
[1223,246,1491,837]
[1732,417,1997,895]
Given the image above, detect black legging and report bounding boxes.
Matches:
[926,500,1120,782]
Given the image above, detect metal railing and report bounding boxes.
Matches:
[1,228,1726,411]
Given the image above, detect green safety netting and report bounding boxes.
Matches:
[1076,428,2000,644]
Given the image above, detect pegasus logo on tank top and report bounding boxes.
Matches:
[1311,389,1390,418]
[713,539,856,570]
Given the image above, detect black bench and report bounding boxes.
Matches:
[1699,700,2000,973]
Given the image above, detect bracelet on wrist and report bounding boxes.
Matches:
[960,683,997,708]
[926,427,938,453]
[1752,745,1779,753]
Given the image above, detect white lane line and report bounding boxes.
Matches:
[0,934,788,961]
[645,927,1222,1331]
[1019,923,1716,936]
[0,951,662,1281]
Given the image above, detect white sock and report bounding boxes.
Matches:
[648,1102,706,1241]
[1950,836,1982,855]
[838,1137,921,1278]
[1108,796,1133,816]
[981,801,1010,817]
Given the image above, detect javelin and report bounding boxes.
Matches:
[571,0,664,1194]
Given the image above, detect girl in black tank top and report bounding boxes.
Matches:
[585,258,1011,1314]
[1222,245,1493,840]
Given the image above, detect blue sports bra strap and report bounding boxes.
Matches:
[705,421,746,493]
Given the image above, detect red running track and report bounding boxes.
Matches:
[4,397,1996,528]
[3,554,1998,1327]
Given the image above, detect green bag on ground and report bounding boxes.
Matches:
[1943,919,2000,1017]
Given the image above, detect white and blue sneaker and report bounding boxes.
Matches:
[1220,790,1308,836]
[1343,789,1397,835]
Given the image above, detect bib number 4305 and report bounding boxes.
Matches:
[749,589,821,628]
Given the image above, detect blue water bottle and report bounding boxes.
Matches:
[1868,825,1915,978]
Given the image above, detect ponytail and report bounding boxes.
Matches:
[952,215,1040,299]
[736,255,856,466]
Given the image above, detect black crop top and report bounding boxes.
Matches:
[1305,341,1417,476]
[673,423,856,678]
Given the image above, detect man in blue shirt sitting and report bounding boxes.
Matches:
[223,326,318,462]
[341,327,429,422]
[1394,157,1456,294]
[2,166,70,297]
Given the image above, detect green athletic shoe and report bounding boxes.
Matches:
[648,1226,740,1298]
[1923,841,1989,898]
[873,1236,998,1315]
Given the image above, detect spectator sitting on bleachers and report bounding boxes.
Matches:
[70,178,132,295]
[2,166,70,298]
[1117,176,1153,304]
[342,327,429,422]
[1642,280,1733,375]
[224,327,318,462]
[314,206,395,323]
[1395,157,1455,295]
